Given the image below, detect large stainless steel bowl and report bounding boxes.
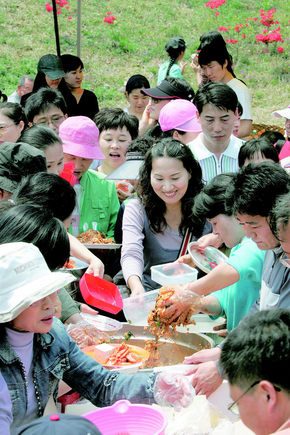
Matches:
[110,323,214,370]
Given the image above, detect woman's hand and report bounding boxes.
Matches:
[197,233,222,250]
[86,256,104,278]
[138,103,157,136]
[177,253,196,268]
[80,303,98,316]
[128,275,145,298]
[179,60,187,75]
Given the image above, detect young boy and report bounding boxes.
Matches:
[25,87,67,133]
[94,107,139,176]
[163,173,265,334]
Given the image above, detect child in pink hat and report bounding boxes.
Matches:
[59,116,120,239]
[159,99,202,145]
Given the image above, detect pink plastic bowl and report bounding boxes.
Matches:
[79,274,123,314]
[83,400,167,435]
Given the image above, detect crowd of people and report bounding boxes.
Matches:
[0,29,289,434]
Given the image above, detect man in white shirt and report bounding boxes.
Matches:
[188,82,243,184]
[7,75,34,104]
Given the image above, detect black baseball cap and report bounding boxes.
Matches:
[141,80,184,100]
[38,54,65,80]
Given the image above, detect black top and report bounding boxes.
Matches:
[69,89,99,120]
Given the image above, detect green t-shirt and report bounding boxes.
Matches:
[212,237,265,331]
[157,60,183,84]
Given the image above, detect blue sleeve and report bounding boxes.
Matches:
[226,238,265,282]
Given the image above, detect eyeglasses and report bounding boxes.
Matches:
[228,380,281,416]
[34,115,65,127]
[0,123,15,133]
[280,257,290,269]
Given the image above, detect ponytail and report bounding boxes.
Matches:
[165,57,177,78]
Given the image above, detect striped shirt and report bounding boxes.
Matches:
[188,134,244,184]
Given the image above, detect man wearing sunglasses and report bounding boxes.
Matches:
[220,309,290,434]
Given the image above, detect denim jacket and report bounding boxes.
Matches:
[0,318,157,432]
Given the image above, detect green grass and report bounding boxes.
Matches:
[0,0,289,127]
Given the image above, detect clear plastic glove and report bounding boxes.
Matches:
[188,361,223,398]
[67,320,109,349]
[161,285,201,322]
[154,372,195,411]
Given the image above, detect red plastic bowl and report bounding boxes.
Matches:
[80,274,123,314]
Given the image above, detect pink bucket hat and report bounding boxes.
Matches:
[59,116,105,160]
[159,99,202,133]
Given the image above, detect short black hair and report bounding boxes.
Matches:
[18,124,62,152]
[125,74,150,94]
[220,309,290,393]
[0,204,70,270]
[127,135,154,155]
[270,191,290,238]
[260,130,285,146]
[193,173,236,219]
[94,107,139,140]
[61,54,84,72]
[238,137,279,167]
[25,87,67,123]
[13,172,76,222]
[194,82,238,115]
[0,102,27,128]
[231,162,289,217]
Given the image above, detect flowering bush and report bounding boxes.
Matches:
[214,6,285,55]
[104,12,117,24]
[45,0,70,17]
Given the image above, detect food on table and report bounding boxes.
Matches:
[106,342,140,366]
[77,229,114,244]
[62,258,76,269]
[94,343,115,364]
[145,286,196,368]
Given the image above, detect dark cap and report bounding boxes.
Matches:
[141,80,184,100]
[0,142,47,193]
[38,54,65,80]
[15,414,102,435]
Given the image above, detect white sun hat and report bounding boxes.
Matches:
[0,242,76,323]
[272,105,290,119]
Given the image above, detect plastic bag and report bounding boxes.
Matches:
[67,320,109,349]
[154,372,195,411]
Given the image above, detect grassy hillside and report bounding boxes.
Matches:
[0,0,289,127]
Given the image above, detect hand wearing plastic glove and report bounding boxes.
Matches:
[154,372,195,411]
[160,285,201,323]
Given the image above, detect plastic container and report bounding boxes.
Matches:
[83,399,167,435]
[123,289,159,324]
[80,313,122,334]
[79,274,123,314]
[188,242,228,274]
[151,262,198,286]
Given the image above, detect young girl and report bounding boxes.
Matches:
[58,115,120,239]
[0,102,26,145]
[121,138,210,296]
[61,54,99,120]
[124,74,150,120]
[0,241,193,432]
[158,37,187,84]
